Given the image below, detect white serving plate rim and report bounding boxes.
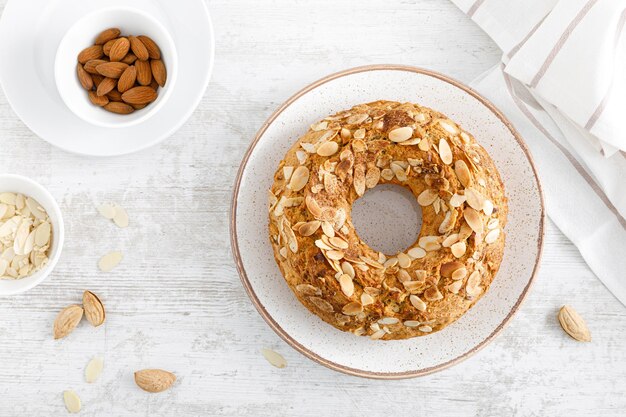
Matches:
[230,64,545,379]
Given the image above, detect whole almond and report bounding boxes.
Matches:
[88,91,109,106]
[84,59,108,74]
[108,37,130,62]
[104,102,134,114]
[103,39,117,56]
[91,74,104,88]
[76,64,93,90]
[122,86,157,105]
[78,45,103,64]
[134,369,176,393]
[135,60,152,86]
[558,305,591,342]
[138,35,161,59]
[132,103,147,110]
[83,291,106,327]
[96,77,117,97]
[149,78,159,91]
[53,305,84,339]
[121,53,138,65]
[96,62,128,79]
[150,59,166,87]
[117,66,137,93]
[95,27,121,45]
[107,89,123,102]
[129,36,149,61]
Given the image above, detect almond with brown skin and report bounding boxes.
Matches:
[76,64,93,90]
[150,59,166,87]
[132,103,147,110]
[135,60,152,86]
[96,77,117,96]
[91,74,104,88]
[96,62,128,78]
[149,78,159,91]
[95,27,121,45]
[78,45,103,64]
[84,59,108,74]
[121,53,137,65]
[129,36,149,61]
[122,86,157,105]
[53,305,84,339]
[107,89,123,102]
[137,35,161,59]
[88,91,109,106]
[104,102,134,114]
[103,39,116,56]
[117,66,137,93]
[83,291,106,327]
[108,37,130,62]
[134,369,176,393]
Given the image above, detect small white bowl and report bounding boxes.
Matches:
[54,7,178,129]
[0,174,64,296]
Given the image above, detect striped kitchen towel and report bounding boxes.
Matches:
[452,0,626,306]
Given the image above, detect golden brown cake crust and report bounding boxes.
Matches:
[268,101,507,340]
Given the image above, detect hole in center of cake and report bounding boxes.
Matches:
[351,184,423,255]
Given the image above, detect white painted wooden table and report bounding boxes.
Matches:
[1,1,624,415]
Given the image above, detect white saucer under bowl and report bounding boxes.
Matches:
[231,65,545,379]
[0,0,214,156]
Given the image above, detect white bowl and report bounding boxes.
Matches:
[54,7,178,129]
[0,174,64,296]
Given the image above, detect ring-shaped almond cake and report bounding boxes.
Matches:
[268,100,507,340]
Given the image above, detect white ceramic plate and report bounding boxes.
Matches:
[0,0,214,156]
[231,65,545,379]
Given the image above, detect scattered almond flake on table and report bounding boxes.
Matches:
[261,348,287,368]
[98,251,123,272]
[63,390,81,413]
[97,204,116,220]
[85,357,104,383]
[112,205,129,228]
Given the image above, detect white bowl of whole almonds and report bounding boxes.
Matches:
[0,174,64,296]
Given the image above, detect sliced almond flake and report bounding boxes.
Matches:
[417,189,438,206]
[85,357,104,383]
[418,138,430,151]
[0,204,7,219]
[340,127,351,139]
[460,131,471,144]
[438,139,453,164]
[25,197,46,220]
[321,221,335,238]
[360,293,374,306]
[370,329,386,340]
[418,325,433,333]
[329,236,348,250]
[342,301,363,315]
[296,284,321,296]
[483,199,494,216]
[326,250,344,261]
[397,253,411,268]
[449,193,466,208]
[316,141,339,157]
[98,251,123,272]
[261,348,287,368]
[452,267,468,280]
[301,142,316,153]
[378,317,399,325]
[314,239,333,251]
[353,128,366,139]
[339,274,354,297]
[442,233,459,248]
[388,126,413,143]
[399,138,421,146]
[359,255,384,269]
[383,257,398,268]
[438,210,457,234]
[451,241,467,258]
[0,192,16,205]
[63,390,81,413]
[466,271,482,297]
[296,150,307,165]
[437,119,459,135]
[341,261,355,278]
[381,168,394,181]
[311,121,328,131]
[407,247,426,259]
[465,188,484,211]
[424,286,443,301]
[446,280,464,294]
[282,166,294,181]
[487,218,499,230]
[454,160,472,187]
[346,113,368,125]
[113,205,129,228]
[390,162,408,182]
[404,320,421,327]
[97,204,116,220]
[485,228,501,244]
[464,208,483,234]
[418,236,441,251]
[289,166,310,192]
[410,295,427,312]
[298,221,321,237]
[365,167,381,189]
